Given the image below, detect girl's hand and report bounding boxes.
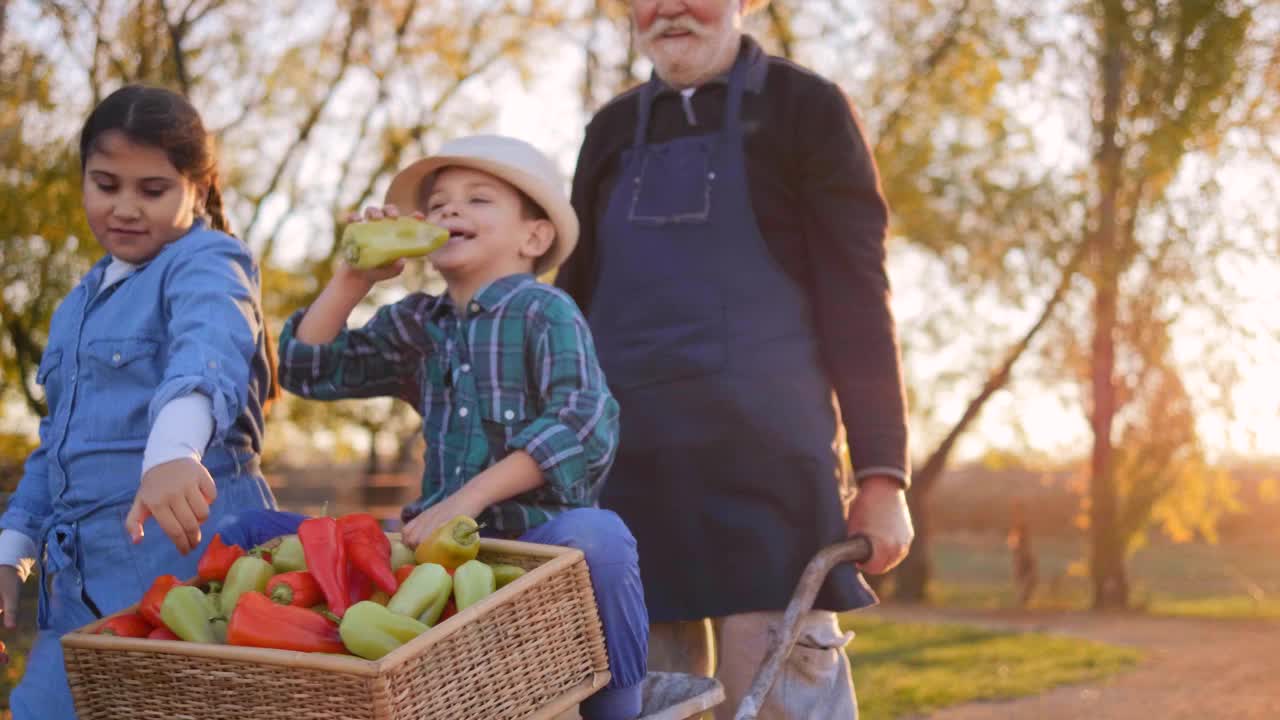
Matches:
[0,565,20,630]
[124,458,217,555]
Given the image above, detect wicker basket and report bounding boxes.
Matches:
[61,538,610,719]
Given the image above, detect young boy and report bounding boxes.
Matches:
[220,135,647,720]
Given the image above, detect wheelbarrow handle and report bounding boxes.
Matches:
[733,534,873,720]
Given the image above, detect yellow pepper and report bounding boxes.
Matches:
[413,515,480,570]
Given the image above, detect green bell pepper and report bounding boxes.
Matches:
[386,563,451,619]
[221,555,275,616]
[491,563,526,589]
[452,559,495,612]
[339,600,430,660]
[271,534,307,573]
[341,217,449,269]
[160,585,217,643]
[389,540,415,571]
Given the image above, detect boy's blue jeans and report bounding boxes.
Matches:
[216,507,648,720]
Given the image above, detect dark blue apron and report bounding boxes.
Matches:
[590,54,875,622]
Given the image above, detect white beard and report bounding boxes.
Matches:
[638,10,742,89]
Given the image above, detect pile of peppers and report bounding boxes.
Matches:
[93,514,528,660]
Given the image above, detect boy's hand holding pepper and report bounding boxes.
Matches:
[125,457,217,554]
[339,205,417,286]
[291,205,410,347]
[402,493,482,548]
[401,451,545,547]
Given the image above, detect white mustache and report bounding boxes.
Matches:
[642,16,706,43]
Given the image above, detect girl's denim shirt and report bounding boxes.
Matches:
[0,221,272,541]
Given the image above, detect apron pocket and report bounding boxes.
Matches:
[628,138,716,225]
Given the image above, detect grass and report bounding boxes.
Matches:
[843,615,1141,720]
[1146,595,1280,620]
[923,532,1280,620]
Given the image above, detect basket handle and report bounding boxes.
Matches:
[733,534,873,720]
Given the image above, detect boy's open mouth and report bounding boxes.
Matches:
[446,230,475,245]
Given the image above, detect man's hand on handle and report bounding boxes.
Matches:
[846,475,914,575]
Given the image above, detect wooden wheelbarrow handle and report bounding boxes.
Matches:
[733,534,873,720]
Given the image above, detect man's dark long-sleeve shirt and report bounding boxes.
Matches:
[558,36,910,485]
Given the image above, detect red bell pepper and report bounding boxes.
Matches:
[266,571,324,607]
[226,591,346,654]
[338,513,398,595]
[348,566,375,605]
[197,533,246,583]
[97,612,153,637]
[297,516,350,616]
[148,625,181,640]
[138,574,182,627]
[394,564,415,585]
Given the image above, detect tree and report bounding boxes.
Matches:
[0,25,99,419]
[1,0,578,469]
[1077,0,1274,609]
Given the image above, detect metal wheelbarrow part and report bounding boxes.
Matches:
[635,534,874,720]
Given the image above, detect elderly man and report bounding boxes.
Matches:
[557,0,914,717]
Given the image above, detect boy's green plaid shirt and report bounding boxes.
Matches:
[278,273,619,534]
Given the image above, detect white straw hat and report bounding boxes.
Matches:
[385,135,579,275]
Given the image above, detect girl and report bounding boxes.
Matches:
[0,85,280,720]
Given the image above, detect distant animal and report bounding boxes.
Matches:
[1008,500,1039,608]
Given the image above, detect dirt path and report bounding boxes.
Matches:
[868,606,1280,720]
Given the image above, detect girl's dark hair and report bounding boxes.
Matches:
[79,84,233,233]
[79,84,281,406]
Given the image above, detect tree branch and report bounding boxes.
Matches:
[0,0,10,51]
[331,0,420,215]
[765,2,795,60]
[912,237,1088,494]
[875,0,971,148]
[158,0,192,95]
[245,5,366,255]
[1,308,46,416]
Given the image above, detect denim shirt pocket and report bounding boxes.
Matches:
[480,401,532,465]
[82,337,163,441]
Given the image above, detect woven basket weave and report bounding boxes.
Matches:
[61,538,610,719]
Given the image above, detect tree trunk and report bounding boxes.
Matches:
[890,241,1085,603]
[1088,3,1129,611]
[892,469,934,602]
[366,428,380,475]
